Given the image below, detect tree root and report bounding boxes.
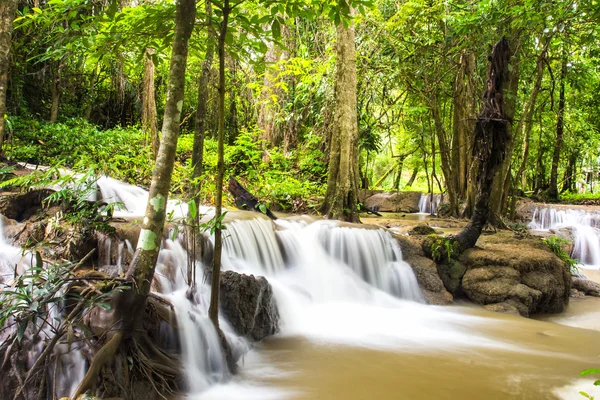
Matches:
[71,331,124,399]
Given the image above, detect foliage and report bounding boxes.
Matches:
[543,236,581,274]
[0,253,126,343]
[580,368,600,399]
[428,234,459,262]
[6,117,152,186]
[1,165,119,233]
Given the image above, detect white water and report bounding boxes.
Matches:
[2,176,598,399]
[418,193,441,214]
[529,207,600,268]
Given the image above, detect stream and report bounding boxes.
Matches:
[1,179,600,399]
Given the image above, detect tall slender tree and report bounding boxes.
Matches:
[72,0,196,395]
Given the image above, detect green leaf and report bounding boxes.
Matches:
[581,369,600,376]
[271,19,281,40]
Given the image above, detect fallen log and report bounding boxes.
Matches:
[227,177,277,220]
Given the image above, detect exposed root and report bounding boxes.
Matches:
[71,331,124,399]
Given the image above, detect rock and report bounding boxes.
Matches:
[484,300,524,316]
[396,235,453,305]
[513,197,537,223]
[572,277,600,297]
[408,225,436,236]
[0,189,54,221]
[459,233,571,317]
[219,271,279,341]
[437,259,467,296]
[570,288,586,298]
[364,191,422,213]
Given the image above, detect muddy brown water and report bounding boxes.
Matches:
[188,300,600,400]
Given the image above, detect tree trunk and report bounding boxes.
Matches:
[0,0,17,157]
[141,48,159,157]
[405,165,418,188]
[548,47,567,200]
[454,38,511,251]
[50,64,62,122]
[209,0,228,330]
[320,12,360,223]
[451,50,476,200]
[258,40,282,148]
[84,65,98,121]
[429,95,457,215]
[208,0,237,374]
[191,0,215,200]
[513,39,547,192]
[72,0,196,395]
[562,151,577,193]
[488,35,521,218]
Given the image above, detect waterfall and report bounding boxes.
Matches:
[529,207,600,268]
[418,193,441,214]
[0,176,427,397]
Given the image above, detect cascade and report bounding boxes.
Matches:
[418,193,441,214]
[529,207,600,268]
[0,176,455,398]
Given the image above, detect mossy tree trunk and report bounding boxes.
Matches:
[453,37,512,251]
[0,0,17,157]
[320,12,360,223]
[72,0,196,395]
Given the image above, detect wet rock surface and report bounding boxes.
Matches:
[459,233,571,317]
[364,192,422,213]
[219,270,280,341]
[396,235,453,305]
[572,277,600,297]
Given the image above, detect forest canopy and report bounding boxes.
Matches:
[1,0,600,217]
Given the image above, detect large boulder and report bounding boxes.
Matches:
[396,235,453,305]
[364,192,422,213]
[459,233,571,317]
[219,271,279,341]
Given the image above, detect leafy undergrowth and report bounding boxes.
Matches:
[560,192,600,205]
[5,117,326,212]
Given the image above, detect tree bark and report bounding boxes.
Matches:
[405,165,418,188]
[0,0,17,156]
[320,12,360,223]
[208,0,229,329]
[124,0,195,315]
[548,46,567,200]
[513,39,548,192]
[488,35,521,218]
[454,38,511,251]
[191,0,215,200]
[72,0,196,395]
[50,63,62,122]
[141,47,159,157]
[451,50,476,200]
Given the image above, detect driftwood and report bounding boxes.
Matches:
[358,203,383,217]
[227,177,277,220]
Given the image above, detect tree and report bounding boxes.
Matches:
[141,47,159,157]
[0,0,18,157]
[191,0,216,201]
[454,37,512,250]
[548,43,567,200]
[321,12,360,223]
[72,0,196,395]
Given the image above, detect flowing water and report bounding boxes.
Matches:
[530,206,600,268]
[1,177,600,399]
[418,193,441,214]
